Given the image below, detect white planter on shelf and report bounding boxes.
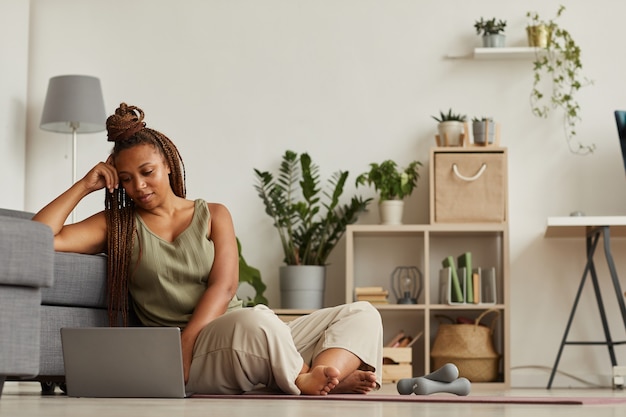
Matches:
[437,121,465,146]
[379,200,404,225]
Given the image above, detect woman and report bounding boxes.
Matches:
[33,103,383,395]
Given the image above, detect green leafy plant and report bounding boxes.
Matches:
[237,238,268,307]
[527,5,594,154]
[254,150,371,266]
[432,109,467,123]
[474,17,507,36]
[355,160,422,202]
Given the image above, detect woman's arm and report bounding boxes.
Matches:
[180,202,239,382]
[32,159,118,254]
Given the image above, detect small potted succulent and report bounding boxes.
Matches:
[355,159,422,225]
[472,117,495,145]
[432,109,467,147]
[474,17,507,48]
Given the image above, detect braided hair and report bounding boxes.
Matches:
[104,103,186,325]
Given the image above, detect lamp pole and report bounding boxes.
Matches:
[71,122,78,223]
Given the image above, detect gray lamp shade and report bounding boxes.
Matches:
[40,75,106,133]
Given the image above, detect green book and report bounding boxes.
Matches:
[442,256,463,302]
[458,252,473,303]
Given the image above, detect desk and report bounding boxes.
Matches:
[545,216,626,388]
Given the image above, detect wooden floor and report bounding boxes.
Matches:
[1,382,626,417]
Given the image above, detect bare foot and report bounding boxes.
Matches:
[331,370,378,394]
[296,365,340,395]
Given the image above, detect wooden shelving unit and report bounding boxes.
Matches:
[344,148,510,387]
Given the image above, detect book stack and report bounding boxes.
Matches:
[439,252,497,305]
[354,286,389,304]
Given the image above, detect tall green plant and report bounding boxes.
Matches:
[254,150,372,266]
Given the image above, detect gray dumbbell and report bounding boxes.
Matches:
[397,376,471,396]
[423,363,459,383]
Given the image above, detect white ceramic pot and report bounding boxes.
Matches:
[379,200,404,225]
[437,121,465,146]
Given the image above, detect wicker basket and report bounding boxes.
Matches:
[430,309,501,382]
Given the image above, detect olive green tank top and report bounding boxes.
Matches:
[129,199,242,327]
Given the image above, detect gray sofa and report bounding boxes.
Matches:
[0,208,108,395]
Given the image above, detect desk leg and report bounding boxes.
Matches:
[602,227,626,329]
[589,241,618,368]
[547,233,600,389]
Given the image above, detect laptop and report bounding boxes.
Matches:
[61,327,190,398]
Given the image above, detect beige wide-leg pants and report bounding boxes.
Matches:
[185,301,383,394]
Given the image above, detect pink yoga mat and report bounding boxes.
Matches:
[191,393,626,405]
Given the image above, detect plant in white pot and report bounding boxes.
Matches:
[474,17,507,48]
[355,160,422,225]
[432,109,467,147]
[254,150,372,309]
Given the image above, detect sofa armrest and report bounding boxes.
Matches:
[0,216,54,288]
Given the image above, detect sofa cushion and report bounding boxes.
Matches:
[0,216,54,288]
[42,252,108,309]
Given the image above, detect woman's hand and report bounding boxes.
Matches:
[80,156,119,194]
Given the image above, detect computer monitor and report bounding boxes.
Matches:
[615,110,626,173]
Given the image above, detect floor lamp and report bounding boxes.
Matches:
[40,75,106,223]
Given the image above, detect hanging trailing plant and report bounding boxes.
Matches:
[527,5,594,155]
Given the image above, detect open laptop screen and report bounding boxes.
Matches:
[615,110,626,173]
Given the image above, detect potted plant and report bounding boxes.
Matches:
[432,109,467,147]
[355,159,422,225]
[472,117,495,145]
[254,150,371,309]
[526,15,549,48]
[474,17,507,48]
[526,5,595,154]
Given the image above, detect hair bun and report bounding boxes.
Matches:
[106,103,146,142]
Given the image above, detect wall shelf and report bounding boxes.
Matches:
[446,47,544,60]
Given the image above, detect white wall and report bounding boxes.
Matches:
[0,0,29,209]
[24,0,626,387]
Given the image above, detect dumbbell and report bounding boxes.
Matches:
[397,376,471,396]
[423,363,459,383]
[397,363,470,396]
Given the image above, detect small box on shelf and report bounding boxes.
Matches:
[382,347,412,383]
[382,330,423,383]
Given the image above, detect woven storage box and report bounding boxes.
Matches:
[430,309,501,382]
[433,150,506,223]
